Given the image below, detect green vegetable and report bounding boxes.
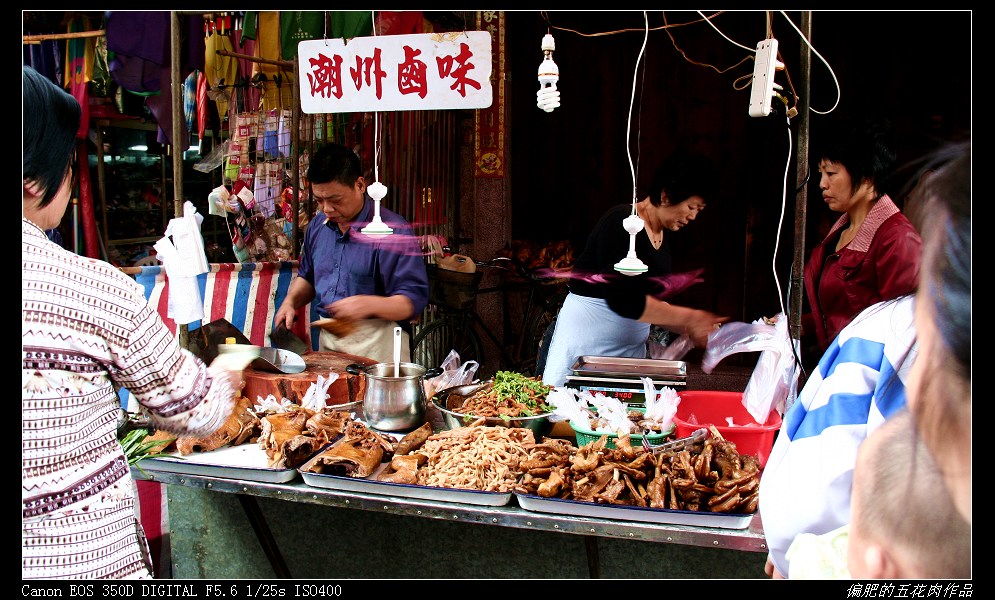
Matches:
[491,370,553,414]
[118,428,177,475]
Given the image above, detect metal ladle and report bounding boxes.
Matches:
[392,326,402,377]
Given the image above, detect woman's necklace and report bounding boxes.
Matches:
[638,203,663,248]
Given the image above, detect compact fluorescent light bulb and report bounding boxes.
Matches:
[537,33,560,112]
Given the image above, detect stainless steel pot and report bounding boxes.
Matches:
[346,362,443,431]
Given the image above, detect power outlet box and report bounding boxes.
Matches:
[749,38,780,118]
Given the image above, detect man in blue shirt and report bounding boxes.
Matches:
[274,143,428,363]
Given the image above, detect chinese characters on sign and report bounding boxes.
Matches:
[298,31,493,113]
[474,11,505,178]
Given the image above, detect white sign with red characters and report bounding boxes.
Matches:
[298,31,493,114]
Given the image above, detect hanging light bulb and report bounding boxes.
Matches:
[360,181,393,237]
[613,212,649,275]
[614,12,651,276]
[361,106,393,237]
[536,32,560,112]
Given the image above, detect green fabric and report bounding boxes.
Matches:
[241,11,258,40]
[280,11,325,60]
[331,12,372,39]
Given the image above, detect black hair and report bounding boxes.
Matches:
[642,154,717,208]
[307,143,363,187]
[22,64,81,208]
[817,115,896,196]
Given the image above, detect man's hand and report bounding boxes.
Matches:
[273,302,299,331]
[326,295,375,322]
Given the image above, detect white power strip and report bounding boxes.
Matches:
[749,38,782,118]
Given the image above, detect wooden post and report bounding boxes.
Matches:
[170,10,189,349]
[292,55,301,258]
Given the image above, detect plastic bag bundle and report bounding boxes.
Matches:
[641,377,680,431]
[300,372,340,412]
[545,387,590,428]
[422,350,480,399]
[701,313,799,423]
[587,394,634,435]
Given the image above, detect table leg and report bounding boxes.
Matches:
[584,535,601,578]
[237,494,293,578]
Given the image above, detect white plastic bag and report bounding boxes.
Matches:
[422,350,480,399]
[701,313,799,423]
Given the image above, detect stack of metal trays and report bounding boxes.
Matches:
[565,355,687,404]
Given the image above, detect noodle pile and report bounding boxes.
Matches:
[415,425,535,492]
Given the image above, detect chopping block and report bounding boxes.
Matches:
[241,351,378,406]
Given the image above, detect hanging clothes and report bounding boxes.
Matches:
[230,28,260,111]
[331,12,373,38]
[279,11,324,60]
[204,29,238,122]
[64,15,95,139]
[241,11,295,113]
[183,70,198,136]
[105,12,205,146]
[196,71,208,140]
[376,11,425,35]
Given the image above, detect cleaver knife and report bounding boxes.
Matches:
[270,323,310,356]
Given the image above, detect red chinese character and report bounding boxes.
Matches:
[397,46,428,99]
[350,48,387,100]
[436,42,481,97]
[307,53,344,99]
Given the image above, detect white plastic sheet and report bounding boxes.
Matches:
[153,201,209,325]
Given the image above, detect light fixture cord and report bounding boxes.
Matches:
[371,11,381,184]
[626,12,650,216]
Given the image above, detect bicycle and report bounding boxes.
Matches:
[411,255,568,377]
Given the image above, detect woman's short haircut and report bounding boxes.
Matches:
[22,65,81,208]
[643,154,717,208]
[818,115,897,195]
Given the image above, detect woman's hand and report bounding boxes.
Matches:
[685,309,729,348]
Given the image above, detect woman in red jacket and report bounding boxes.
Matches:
[802,117,922,364]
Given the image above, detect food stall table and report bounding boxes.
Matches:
[132,467,768,579]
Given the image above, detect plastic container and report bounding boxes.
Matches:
[570,407,675,449]
[673,391,781,468]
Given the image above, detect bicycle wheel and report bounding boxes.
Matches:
[521,286,567,375]
[411,315,485,369]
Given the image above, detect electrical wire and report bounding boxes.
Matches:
[771,114,793,321]
[778,11,841,115]
[626,12,650,213]
[696,11,755,52]
[773,113,808,382]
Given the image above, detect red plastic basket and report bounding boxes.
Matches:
[673,391,781,468]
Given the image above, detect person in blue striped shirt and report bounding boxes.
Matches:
[759,294,916,579]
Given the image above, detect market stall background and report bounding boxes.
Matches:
[23,10,971,330]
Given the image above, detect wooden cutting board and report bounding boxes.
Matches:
[241,351,378,406]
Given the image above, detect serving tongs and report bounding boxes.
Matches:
[642,427,708,454]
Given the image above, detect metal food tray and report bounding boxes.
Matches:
[300,463,513,507]
[138,444,298,484]
[514,493,754,530]
[571,356,687,379]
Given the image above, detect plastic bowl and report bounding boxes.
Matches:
[673,390,781,468]
[431,381,553,438]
